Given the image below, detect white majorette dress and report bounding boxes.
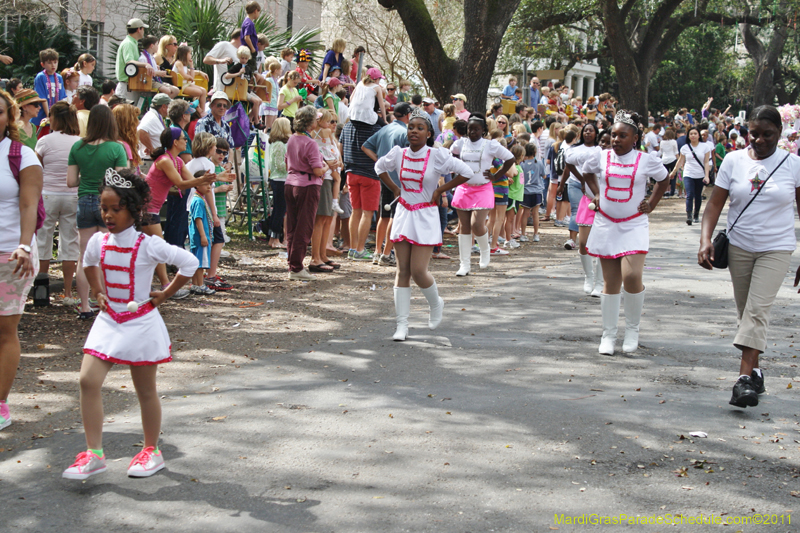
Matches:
[581,149,667,259]
[449,137,513,210]
[82,226,199,365]
[565,144,601,227]
[375,145,472,246]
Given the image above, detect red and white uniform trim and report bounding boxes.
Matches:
[375,145,472,246]
[82,226,198,366]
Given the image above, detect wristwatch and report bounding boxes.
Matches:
[17,244,31,253]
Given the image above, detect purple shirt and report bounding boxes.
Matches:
[286,135,324,187]
[241,17,258,52]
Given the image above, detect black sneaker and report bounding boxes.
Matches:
[729,376,759,408]
[750,369,765,394]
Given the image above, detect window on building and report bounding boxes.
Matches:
[81,21,103,67]
[2,15,22,40]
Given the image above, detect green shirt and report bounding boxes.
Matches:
[19,125,38,151]
[214,164,228,217]
[508,163,524,201]
[68,141,129,197]
[714,142,726,167]
[279,85,300,118]
[116,35,140,82]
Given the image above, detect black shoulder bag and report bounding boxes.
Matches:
[711,152,790,269]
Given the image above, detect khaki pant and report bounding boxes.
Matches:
[727,244,793,353]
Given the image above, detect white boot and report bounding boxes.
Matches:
[591,258,603,297]
[456,234,472,277]
[599,293,621,355]
[420,281,444,330]
[622,288,645,353]
[476,232,491,269]
[580,254,594,294]
[393,287,411,341]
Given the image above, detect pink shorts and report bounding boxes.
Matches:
[575,195,596,226]
[347,173,381,211]
[452,182,494,211]
[0,248,39,316]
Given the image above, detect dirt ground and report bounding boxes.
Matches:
[1,199,690,455]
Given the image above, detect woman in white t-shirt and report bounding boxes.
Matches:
[0,89,43,432]
[34,102,82,305]
[669,126,710,225]
[659,129,679,196]
[698,105,800,409]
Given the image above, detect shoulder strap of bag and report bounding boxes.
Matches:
[687,143,705,172]
[728,152,790,234]
[9,139,22,182]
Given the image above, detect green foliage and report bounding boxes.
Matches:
[648,23,746,112]
[0,17,80,84]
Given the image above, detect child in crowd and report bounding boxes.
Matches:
[61,68,80,104]
[224,46,265,124]
[338,59,356,98]
[33,49,65,126]
[256,34,269,73]
[74,53,96,86]
[397,81,411,103]
[62,169,197,481]
[188,179,215,295]
[441,104,456,133]
[518,142,544,242]
[504,144,526,248]
[261,60,281,130]
[488,152,512,256]
[279,48,295,77]
[172,45,208,116]
[206,138,235,290]
[314,109,345,214]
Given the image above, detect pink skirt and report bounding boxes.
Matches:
[575,195,596,226]
[452,182,494,211]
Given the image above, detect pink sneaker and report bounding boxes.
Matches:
[62,451,107,480]
[0,401,10,431]
[127,446,165,477]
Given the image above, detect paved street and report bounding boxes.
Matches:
[2,214,799,533]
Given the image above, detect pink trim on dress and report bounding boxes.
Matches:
[597,208,644,224]
[587,249,648,259]
[398,198,436,211]
[84,347,172,366]
[391,236,441,247]
[104,301,156,324]
[100,233,145,304]
[399,148,430,193]
[604,151,641,203]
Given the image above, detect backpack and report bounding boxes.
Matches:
[554,143,568,176]
[9,140,45,232]
[223,102,250,148]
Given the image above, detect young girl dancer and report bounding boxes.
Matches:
[63,169,198,480]
[561,124,602,295]
[449,114,515,276]
[375,109,472,340]
[581,111,669,355]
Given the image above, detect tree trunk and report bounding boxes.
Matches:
[741,20,789,108]
[377,0,521,112]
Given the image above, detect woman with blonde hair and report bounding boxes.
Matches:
[268,117,292,248]
[112,104,142,172]
[155,35,177,70]
[319,38,346,82]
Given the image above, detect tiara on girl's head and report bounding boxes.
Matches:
[104,168,133,189]
[614,110,638,129]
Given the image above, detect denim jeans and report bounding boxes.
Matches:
[685,176,704,214]
[567,181,582,232]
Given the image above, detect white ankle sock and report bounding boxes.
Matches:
[752,368,762,377]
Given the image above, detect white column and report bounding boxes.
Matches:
[587,77,595,99]
[574,75,585,99]
[564,74,573,91]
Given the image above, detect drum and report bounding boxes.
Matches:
[125,62,153,92]
[501,99,517,115]
[222,76,248,101]
[254,78,272,103]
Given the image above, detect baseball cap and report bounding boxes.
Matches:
[422,97,435,105]
[151,93,172,106]
[127,18,149,29]
[394,102,412,116]
[210,91,230,103]
[325,77,341,88]
[450,93,467,103]
[366,67,384,80]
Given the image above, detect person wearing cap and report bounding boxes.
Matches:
[422,98,442,140]
[139,35,180,98]
[451,93,470,121]
[137,93,171,163]
[341,66,388,261]
[72,85,100,138]
[295,49,319,95]
[115,18,151,98]
[195,92,234,165]
[14,89,46,150]
[361,102,413,266]
[314,77,342,118]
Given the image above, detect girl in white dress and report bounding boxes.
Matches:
[63,169,197,481]
[581,111,669,355]
[375,109,472,341]
[449,115,515,276]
